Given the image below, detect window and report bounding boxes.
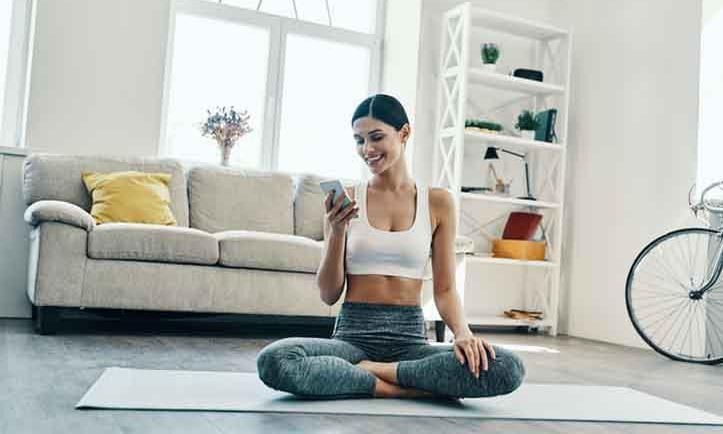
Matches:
[0,2,14,118]
[163,0,381,180]
[0,0,33,148]
[276,33,371,179]
[213,0,378,34]
[164,12,270,167]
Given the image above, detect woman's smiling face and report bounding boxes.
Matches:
[352,116,410,174]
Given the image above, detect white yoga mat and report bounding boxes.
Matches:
[76,367,723,425]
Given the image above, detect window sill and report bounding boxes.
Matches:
[0,146,28,157]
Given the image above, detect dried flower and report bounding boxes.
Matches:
[200,106,253,147]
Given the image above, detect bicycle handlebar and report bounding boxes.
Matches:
[696,180,723,213]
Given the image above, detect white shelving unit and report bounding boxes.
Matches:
[432,3,571,335]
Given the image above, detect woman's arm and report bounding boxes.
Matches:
[316,219,347,305]
[316,186,356,306]
[431,189,495,377]
[430,189,471,335]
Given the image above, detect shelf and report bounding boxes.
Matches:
[435,4,570,337]
[470,6,568,40]
[467,315,551,328]
[462,129,564,151]
[460,192,560,209]
[465,255,559,268]
[447,67,565,95]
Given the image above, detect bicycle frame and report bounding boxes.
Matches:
[689,180,723,297]
[693,229,723,298]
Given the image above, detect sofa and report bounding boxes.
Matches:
[22,153,472,337]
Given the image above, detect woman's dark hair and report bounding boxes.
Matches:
[351,93,410,131]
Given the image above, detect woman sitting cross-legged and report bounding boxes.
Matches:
[256,94,525,399]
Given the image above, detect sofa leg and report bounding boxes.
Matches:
[34,306,60,335]
[435,320,446,343]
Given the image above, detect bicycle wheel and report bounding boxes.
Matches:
[626,227,723,364]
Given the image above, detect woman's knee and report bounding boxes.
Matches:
[256,338,307,389]
[492,347,526,395]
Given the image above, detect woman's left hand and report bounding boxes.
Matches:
[453,330,496,378]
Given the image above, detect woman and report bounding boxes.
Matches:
[256,94,525,399]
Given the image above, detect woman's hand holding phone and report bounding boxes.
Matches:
[324,189,358,236]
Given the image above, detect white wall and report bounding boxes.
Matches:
[24,0,171,156]
[381,0,422,176]
[0,150,30,318]
[697,0,723,193]
[555,0,702,347]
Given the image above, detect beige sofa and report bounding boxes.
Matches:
[22,153,471,337]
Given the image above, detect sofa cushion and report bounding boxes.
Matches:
[82,171,178,225]
[215,230,322,273]
[294,173,357,241]
[293,173,326,241]
[80,260,331,316]
[23,153,190,227]
[189,165,294,234]
[88,223,219,265]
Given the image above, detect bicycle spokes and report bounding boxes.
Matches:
[626,228,723,364]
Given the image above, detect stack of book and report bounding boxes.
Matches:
[503,309,543,321]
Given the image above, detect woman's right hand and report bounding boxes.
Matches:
[325,190,359,236]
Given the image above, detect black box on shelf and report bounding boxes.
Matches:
[513,68,544,82]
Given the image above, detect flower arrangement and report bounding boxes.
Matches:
[200,106,253,166]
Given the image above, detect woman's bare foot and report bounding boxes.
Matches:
[372,378,435,399]
[357,360,434,399]
[356,360,399,384]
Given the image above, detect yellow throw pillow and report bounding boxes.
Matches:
[81,171,177,225]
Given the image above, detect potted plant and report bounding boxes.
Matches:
[481,43,500,72]
[465,118,503,133]
[200,106,253,166]
[515,110,539,140]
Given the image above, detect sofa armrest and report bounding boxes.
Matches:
[24,200,95,231]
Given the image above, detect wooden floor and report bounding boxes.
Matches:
[1,316,722,434]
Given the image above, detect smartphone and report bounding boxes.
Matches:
[319,179,353,210]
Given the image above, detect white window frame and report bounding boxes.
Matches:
[160,0,385,177]
[1,0,35,150]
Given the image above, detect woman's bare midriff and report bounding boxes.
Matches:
[345,274,423,306]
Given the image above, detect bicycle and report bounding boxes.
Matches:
[625,181,723,364]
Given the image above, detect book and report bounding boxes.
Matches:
[534,109,558,143]
[502,212,543,240]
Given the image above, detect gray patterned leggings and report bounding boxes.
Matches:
[256,302,526,399]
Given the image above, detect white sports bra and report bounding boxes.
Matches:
[345,180,432,279]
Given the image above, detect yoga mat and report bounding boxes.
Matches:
[76,367,723,425]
